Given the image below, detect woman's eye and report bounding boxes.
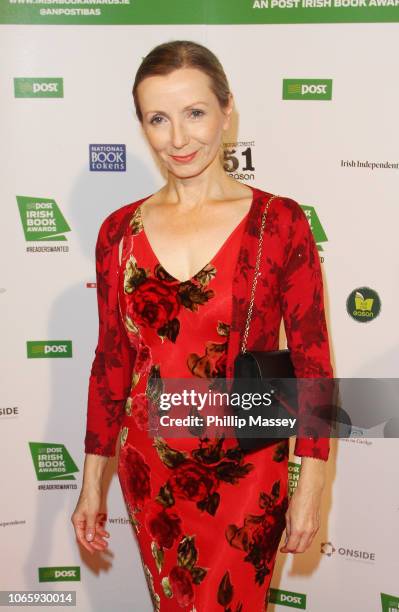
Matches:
[149,115,164,125]
[190,109,205,119]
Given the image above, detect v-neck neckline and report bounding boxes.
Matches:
[138,185,255,284]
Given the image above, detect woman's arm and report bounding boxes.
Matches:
[278,197,334,553]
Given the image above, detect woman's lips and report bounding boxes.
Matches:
[170,150,198,163]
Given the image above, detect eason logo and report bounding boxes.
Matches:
[17,196,71,241]
[27,341,72,358]
[14,78,64,98]
[29,443,79,480]
[381,592,399,612]
[268,588,306,609]
[321,541,375,562]
[89,144,126,171]
[300,205,328,251]
[39,566,80,583]
[283,79,332,100]
[346,287,381,323]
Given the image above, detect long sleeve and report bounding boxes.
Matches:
[279,198,334,461]
[84,209,136,457]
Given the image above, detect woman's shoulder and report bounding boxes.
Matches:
[253,185,309,228]
[96,194,151,248]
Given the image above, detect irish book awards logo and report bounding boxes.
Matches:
[346,287,381,322]
[300,205,328,251]
[381,592,399,612]
[89,144,126,171]
[39,567,80,582]
[29,443,79,480]
[14,78,64,98]
[283,79,332,100]
[27,341,72,358]
[17,196,71,241]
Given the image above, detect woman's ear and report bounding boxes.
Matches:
[222,93,234,131]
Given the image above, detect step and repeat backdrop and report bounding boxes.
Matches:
[1,2,398,611]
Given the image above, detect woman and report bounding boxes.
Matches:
[72,40,333,611]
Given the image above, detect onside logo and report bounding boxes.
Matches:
[321,541,375,562]
[14,78,64,98]
[27,341,72,358]
[268,588,306,609]
[17,196,71,241]
[29,443,79,480]
[283,79,332,100]
[39,566,80,582]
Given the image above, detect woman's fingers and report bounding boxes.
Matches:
[73,518,98,554]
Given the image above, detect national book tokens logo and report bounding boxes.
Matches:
[17,196,71,241]
[268,588,306,609]
[14,78,64,98]
[39,566,81,582]
[300,205,328,251]
[29,443,79,480]
[346,287,381,322]
[381,592,399,612]
[89,144,126,171]
[283,79,332,100]
[27,341,72,358]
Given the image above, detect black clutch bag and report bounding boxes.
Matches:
[230,194,298,452]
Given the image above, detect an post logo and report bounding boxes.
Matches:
[346,287,381,323]
[27,341,72,358]
[283,79,332,100]
[268,588,306,609]
[381,592,399,612]
[89,144,126,171]
[29,443,79,480]
[14,78,64,98]
[17,196,71,241]
[39,566,80,582]
[300,205,328,251]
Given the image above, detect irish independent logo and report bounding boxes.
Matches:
[283,79,332,100]
[89,144,126,171]
[346,287,381,323]
[27,341,72,358]
[14,78,64,98]
[17,196,71,241]
[29,443,79,480]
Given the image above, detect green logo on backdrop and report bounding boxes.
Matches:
[288,461,301,497]
[29,443,79,480]
[346,287,381,322]
[14,78,63,98]
[300,205,328,250]
[27,341,72,358]
[17,196,71,241]
[381,593,399,611]
[39,567,81,582]
[283,79,332,100]
[268,588,306,609]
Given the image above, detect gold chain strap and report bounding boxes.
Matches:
[240,194,279,354]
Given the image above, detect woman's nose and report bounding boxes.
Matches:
[171,121,189,149]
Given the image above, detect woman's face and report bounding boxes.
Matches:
[136,67,233,178]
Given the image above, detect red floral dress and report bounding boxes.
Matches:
[116,204,289,612]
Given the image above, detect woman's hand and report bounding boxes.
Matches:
[71,453,110,555]
[71,485,110,555]
[280,457,326,554]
